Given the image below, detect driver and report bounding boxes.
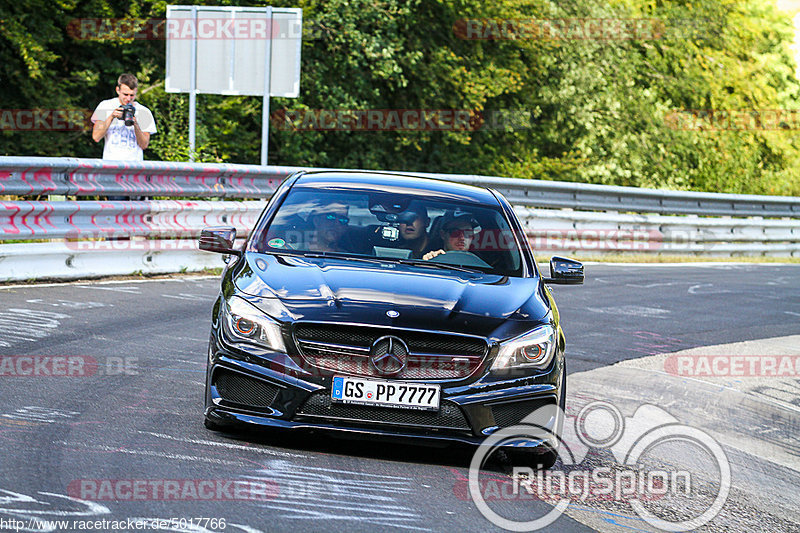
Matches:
[423,213,479,260]
[397,201,432,259]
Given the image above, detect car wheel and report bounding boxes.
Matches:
[204,416,223,431]
[504,362,567,471]
[504,442,558,470]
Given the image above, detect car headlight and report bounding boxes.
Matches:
[492,324,557,370]
[222,296,286,352]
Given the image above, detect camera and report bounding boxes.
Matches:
[120,104,135,126]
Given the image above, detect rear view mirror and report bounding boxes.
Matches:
[544,256,584,285]
[199,226,241,256]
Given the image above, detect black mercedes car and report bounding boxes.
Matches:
[199,170,583,466]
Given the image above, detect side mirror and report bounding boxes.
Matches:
[544,256,584,285]
[199,226,241,256]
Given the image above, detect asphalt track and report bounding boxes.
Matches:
[0,263,798,532]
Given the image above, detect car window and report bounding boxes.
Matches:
[249,187,524,277]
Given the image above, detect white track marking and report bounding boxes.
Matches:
[55,441,243,466]
[139,431,307,459]
[248,460,430,530]
[0,308,71,347]
[76,285,142,294]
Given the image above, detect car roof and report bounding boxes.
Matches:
[293,171,500,205]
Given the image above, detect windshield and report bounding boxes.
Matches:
[248,186,525,277]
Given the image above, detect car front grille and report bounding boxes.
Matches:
[213,369,280,408]
[293,322,488,380]
[294,391,471,430]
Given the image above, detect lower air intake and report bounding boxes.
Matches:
[214,369,280,408]
[490,398,557,429]
[295,391,470,430]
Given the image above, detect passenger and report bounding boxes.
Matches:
[397,201,432,259]
[308,201,350,252]
[422,213,479,260]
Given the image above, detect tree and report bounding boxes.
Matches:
[2,0,799,195]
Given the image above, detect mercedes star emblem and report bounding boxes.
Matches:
[369,335,408,376]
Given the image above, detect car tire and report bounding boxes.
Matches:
[503,362,567,471]
[505,443,558,471]
[204,416,223,431]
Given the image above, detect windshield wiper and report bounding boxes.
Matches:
[278,251,484,273]
[395,258,483,274]
[297,251,387,266]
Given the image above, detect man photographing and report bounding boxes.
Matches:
[91,73,156,160]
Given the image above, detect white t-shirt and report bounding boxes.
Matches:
[91,98,157,160]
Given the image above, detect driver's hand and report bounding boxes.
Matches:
[422,249,445,261]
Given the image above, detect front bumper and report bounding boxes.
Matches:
[204,334,564,449]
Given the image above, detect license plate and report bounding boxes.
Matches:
[331,376,441,411]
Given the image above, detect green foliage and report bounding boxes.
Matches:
[1,0,799,194]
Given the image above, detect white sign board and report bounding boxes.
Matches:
[165,5,302,97]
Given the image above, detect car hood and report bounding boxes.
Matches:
[234,254,549,338]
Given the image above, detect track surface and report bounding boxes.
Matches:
[0,263,798,532]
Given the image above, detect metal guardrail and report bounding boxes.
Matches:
[0,156,798,281]
[2,156,799,217]
[0,200,261,240]
[0,156,287,198]
[0,240,246,282]
[515,207,800,256]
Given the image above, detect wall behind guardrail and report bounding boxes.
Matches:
[1,156,798,282]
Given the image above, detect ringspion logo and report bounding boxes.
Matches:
[469,401,730,531]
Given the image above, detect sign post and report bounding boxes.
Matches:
[261,6,273,166]
[188,6,198,160]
